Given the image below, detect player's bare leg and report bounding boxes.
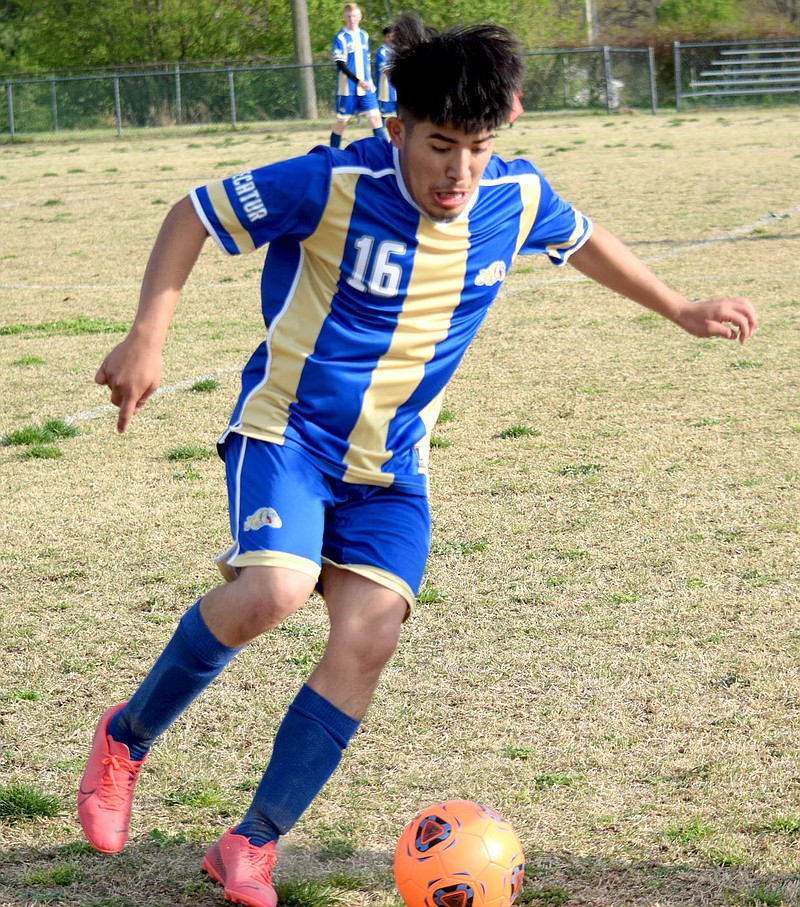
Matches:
[309,565,408,718]
[199,565,316,648]
[78,566,315,855]
[226,567,407,861]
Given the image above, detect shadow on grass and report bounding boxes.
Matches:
[0,838,798,906]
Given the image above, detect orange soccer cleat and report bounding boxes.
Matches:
[77,703,145,854]
[203,829,279,907]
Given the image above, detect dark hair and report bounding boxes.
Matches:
[387,14,523,133]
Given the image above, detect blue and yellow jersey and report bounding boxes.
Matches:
[191,138,592,494]
[374,43,395,105]
[332,27,370,96]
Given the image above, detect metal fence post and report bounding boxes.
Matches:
[227,67,237,127]
[674,41,682,110]
[113,76,123,136]
[648,46,658,112]
[175,63,182,125]
[5,82,14,140]
[51,72,59,131]
[602,45,613,112]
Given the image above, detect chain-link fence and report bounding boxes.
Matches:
[1,46,659,140]
[0,61,339,138]
[674,38,800,109]
[522,47,656,113]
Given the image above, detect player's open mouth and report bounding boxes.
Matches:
[433,190,469,209]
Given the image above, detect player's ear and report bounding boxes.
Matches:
[386,116,404,149]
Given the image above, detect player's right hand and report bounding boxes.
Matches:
[95,337,164,434]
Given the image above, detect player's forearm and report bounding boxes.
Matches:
[569,222,690,325]
[130,196,209,346]
[336,59,362,85]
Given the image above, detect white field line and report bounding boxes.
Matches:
[503,205,800,294]
[2,204,797,441]
[61,367,242,427]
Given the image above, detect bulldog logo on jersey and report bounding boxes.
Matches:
[475,260,507,287]
[243,507,283,530]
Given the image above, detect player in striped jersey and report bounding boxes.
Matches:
[329,2,386,147]
[374,26,396,124]
[79,14,757,905]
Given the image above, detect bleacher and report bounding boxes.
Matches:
[681,41,800,101]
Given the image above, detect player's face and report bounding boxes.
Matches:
[343,6,362,29]
[389,118,495,222]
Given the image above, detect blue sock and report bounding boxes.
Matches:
[373,125,388,141]
[234,684,361,846]
[330,132,342,148]
[108,600,241,761]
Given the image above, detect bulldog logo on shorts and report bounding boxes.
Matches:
[243,507,283,530]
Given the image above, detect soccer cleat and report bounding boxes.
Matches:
[77,702,146,854]
[203,829,279,907]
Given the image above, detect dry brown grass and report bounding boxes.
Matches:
[1,109,799,907]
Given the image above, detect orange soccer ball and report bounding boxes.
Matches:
[393,800,525,907]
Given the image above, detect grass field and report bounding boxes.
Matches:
[1,108,799,907]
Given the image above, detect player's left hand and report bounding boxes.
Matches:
[676,297,758,344]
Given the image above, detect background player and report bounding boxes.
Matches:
[78,14,757,907]
[374,25,396,126]
[329,2,386,147]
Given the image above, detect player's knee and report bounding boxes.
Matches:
[349,610,404,674]
[229,568,311,638]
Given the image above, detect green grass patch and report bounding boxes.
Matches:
[164,782,230,811]
[430,539,488,556]
[191,377,220,392]
[317,820,358,861]
[165,443,215,461]
[172,463,202,479]
[502,744,536,760]
[416,582,443,604]
[557,463,603,477]
[742,887,788,906]
[21,442,64,459]
[519,886,570,905]
[21,864,81,886]
[663,818,715,845]
[274,879,344,907]
[0,782,62,822]
[1,689,41,701]
[757,816,800,835]
[498,424,539,439]
[11,353,46,365]
[4,418,77,446]
[0,316,128,337]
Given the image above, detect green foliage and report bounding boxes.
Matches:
[4,0,800,75]
[656,0,737,30]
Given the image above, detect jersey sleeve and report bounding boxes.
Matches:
[518,166,592,265]
[191,150,331,256]
[332,31,346,63]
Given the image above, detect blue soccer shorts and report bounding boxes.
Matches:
[220,433,431,610]
[336,90,380,119]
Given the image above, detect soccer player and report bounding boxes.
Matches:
[79,13,757,907]
[329,2,386,147]
[374,26,396,125]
